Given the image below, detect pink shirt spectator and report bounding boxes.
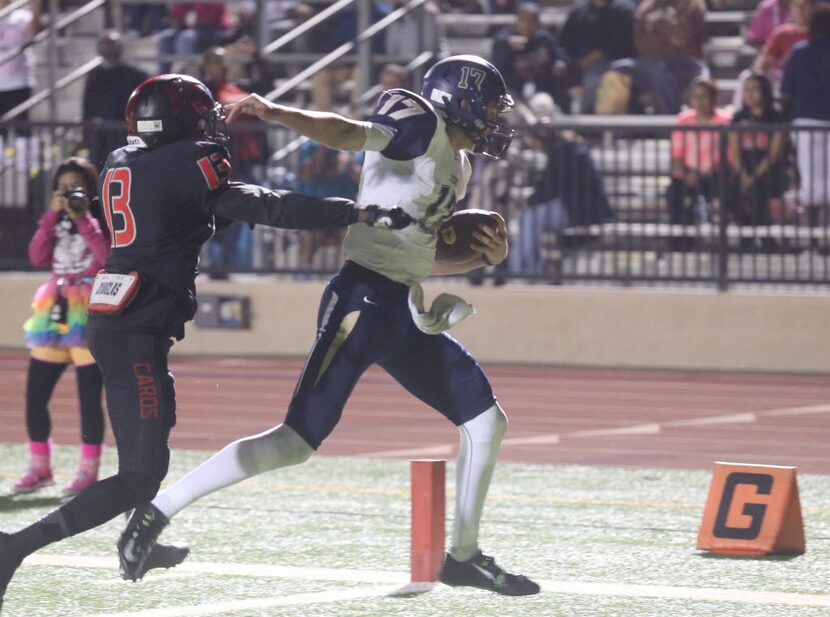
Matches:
[671,108,732,175]
[28,210,109,278]
[747,0,792,47]
[761,23,808,75]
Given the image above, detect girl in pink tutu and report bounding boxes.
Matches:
[18,157,110,495]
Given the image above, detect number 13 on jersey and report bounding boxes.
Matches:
[102,168,137,248]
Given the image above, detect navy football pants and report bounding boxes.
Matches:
[286,261,496,449]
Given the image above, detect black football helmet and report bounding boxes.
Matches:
[421,55,514,158]
[125,74,227,148]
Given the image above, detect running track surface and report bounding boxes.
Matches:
[0,349,828,474]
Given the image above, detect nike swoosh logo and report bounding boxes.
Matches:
[363,296,379,306]
[471,563,496,581]
[122,538,139,563]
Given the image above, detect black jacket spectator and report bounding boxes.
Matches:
[492,3,570,112]
[559,0,636,113]
[530,132,613,226]
[82,31,148,169]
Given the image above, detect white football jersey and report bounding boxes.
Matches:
[343,89,472,286]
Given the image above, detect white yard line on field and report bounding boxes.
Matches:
[21,554,830,612]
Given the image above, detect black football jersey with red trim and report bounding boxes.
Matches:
[92,138,357,339]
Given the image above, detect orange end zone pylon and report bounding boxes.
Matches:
[697,462,805,556]
[389,459,446,596]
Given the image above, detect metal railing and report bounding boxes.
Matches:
[0,0,109,122]
[2,119,828,289]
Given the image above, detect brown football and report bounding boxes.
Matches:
[435,209,503,261]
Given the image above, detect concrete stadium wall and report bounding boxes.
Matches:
[1,273,828,373]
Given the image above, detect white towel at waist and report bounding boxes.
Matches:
[407,283,475,335]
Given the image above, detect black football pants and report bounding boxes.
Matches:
[56,326,177,536]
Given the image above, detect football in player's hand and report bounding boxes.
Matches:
[435,209,504,261]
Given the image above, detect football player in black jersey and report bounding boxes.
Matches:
[0,74,412,611]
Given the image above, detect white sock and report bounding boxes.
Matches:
[449,403,508,562]
[152,423,313,519]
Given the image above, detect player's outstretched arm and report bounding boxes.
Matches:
[225,94,367,151]
[208,182,413,230]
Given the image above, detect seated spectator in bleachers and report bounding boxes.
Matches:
[667,78,731,226]
[356,63,409,119]
[596,0,708,115]
[746,0,792,48]
[0,0,41,124]
[505,96,612,275]
[386,0,448,61]
[296,138,363,274]
[559,0,636,114]
[492,2,570,113]
[726,73,788,226]
[754,0,815,79]
[158,2,229,73]
[732,0,814,110]
[781,4,830,225]
[378,62,408,90]
[82,31,148,170]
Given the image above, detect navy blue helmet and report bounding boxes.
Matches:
[125,74,227,149]
[421,55,514,158]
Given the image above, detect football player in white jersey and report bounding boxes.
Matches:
[117,55,540,596]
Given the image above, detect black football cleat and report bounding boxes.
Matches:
[0,532,24,610]
[440,551,540,596]
[143,542,190,574]
[118,504,171,582]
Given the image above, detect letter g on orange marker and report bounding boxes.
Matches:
[697,462,805,556]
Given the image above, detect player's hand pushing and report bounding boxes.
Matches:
[357,205,415,230]
[225,93,276,123]
[471,213,508,266]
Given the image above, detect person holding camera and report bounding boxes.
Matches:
[18,157,110,495]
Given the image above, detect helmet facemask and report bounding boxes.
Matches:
[199,102,229,146]
[448,92,514,159]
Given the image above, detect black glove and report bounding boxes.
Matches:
[361,204,415,230]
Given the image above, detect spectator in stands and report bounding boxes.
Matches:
[755,0,816,79]
[357,63,409,119]
[781,4,830,226]
[596,0,708,115]
[200,46,260,278]
[0,0,41,123]
[386,0,449,60]
[492,2,570,113]
[157,3,229,73]
[82,31,148,170]
[726,73,788,226]
[747,0,792,48]
[732,0,814,110]
[296,138,363,274]
[667,78,731,227]
[559,0,636,114]
[501,94,612,275]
